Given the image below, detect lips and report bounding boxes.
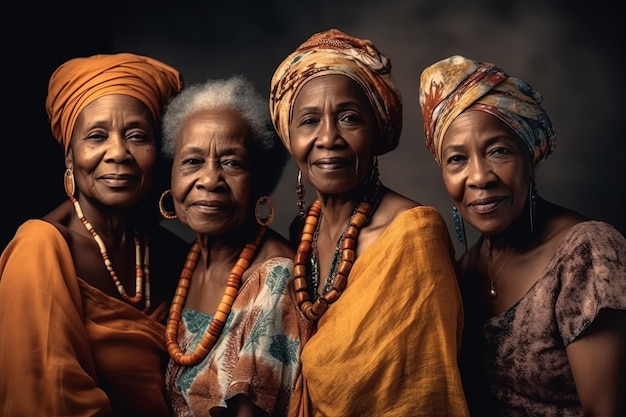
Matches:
[312,156,352,170]
[98,174,138,187]
[467,196,505,213]
[188,200,230,213]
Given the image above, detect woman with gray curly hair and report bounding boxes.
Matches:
[159,75,312,417]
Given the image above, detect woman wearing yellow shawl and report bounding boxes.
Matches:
[0,53,187,416]
[270,29,470,417]
[419,55,626,416]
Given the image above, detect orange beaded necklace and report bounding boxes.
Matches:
[70,195,150,311]
[165,225,267,366]
[293,181,382,321]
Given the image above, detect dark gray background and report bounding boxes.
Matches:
[4,0,623,255]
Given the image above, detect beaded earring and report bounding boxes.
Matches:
[159,190,177,220]
[296,170,306,220]
[452,205,467,251]
[255,196,275,226]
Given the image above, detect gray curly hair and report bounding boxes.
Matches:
[161,75,288,196]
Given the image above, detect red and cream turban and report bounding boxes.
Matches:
[269,28,402,155]
[46,52,184,155]
[418,55,556,167]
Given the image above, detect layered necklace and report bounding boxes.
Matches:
[70,195,150,311]
[165,225,267,366]
[293,180,382,321]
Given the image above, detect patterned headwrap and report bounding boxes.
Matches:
[418,55,556,167]
[46,52,184,155]
[269,28,402,155]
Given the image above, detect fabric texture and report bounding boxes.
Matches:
[46,52,184,155]
[288,206,470,417]
[166,257,312,417]
[269,28,402,156]
[0,220,175,417]
[418,54,556,167]
[459,221,626,417]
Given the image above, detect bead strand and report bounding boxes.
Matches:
[70,195,150,311]
[165,226,267,366]
[293,183,380,321]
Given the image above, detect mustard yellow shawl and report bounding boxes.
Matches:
[289,206,470,417]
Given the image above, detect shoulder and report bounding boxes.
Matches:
[370,188,445,233]
[257,227,295,261]
[11,219,65,245]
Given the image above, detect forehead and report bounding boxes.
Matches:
[446,110,520,141]
[294,73,368,106]
[177,108,250,146]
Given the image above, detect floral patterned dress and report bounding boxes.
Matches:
[166,257,312,417]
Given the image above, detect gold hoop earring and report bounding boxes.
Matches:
[255,196,275,226]
[64,168,75,198]
[159,190,177,220]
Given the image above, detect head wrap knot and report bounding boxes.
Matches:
[46,52,184,155]
[418,55,556,166]
[269,28,403,155]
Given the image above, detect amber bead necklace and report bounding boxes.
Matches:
[165,225,267,366]
[70,195,150,311]
[293,180,382,321]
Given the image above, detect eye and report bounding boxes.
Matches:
[85,130,108,141]
[127,130,151,143]
[299,115,319,126]
[182,157,202,166]
[339,111,361,124]
[446,153,466,165]
[488,146,512,158]
[222,157,247,172]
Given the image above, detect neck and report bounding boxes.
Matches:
[481,198,547,255]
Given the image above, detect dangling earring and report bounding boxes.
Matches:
[369,156,380,184]
[255,196,275,226]
[64,168,75,197]
[452,205,467,251]
[159,190,177,220]
[529,177,537,233]
[296,170,306,220]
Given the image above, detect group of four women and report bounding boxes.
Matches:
[0,28,624,417]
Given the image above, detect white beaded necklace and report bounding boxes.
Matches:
[70,196,151,311]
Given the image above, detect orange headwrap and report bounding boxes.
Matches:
[269,28,402,155]
[46,52,184,155]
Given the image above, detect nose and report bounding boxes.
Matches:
[467,157,496,189]
[105,135,132,163]
[195,163,223,191]
[315,117,343,149]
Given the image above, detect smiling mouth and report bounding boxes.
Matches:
[99,176,138,187]
[468,197,504,213]
[313,157,352,170]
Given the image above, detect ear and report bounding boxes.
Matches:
[65,149,73,169]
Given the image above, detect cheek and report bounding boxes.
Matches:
[442,172,464,202]
[289,141,310,172]
[135,149,157,174]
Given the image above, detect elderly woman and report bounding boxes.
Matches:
[159,75,312,417]
[270,29,470,417]
[0,53,186,416]
[419,55,626,416]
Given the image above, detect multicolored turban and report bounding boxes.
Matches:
[418,55,556,167]
[46,52,184,155]
[269,28,402,155]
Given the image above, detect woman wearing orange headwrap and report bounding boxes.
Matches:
[419,55,626,416]
[0,53,187,417]
[270,29,470,417]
